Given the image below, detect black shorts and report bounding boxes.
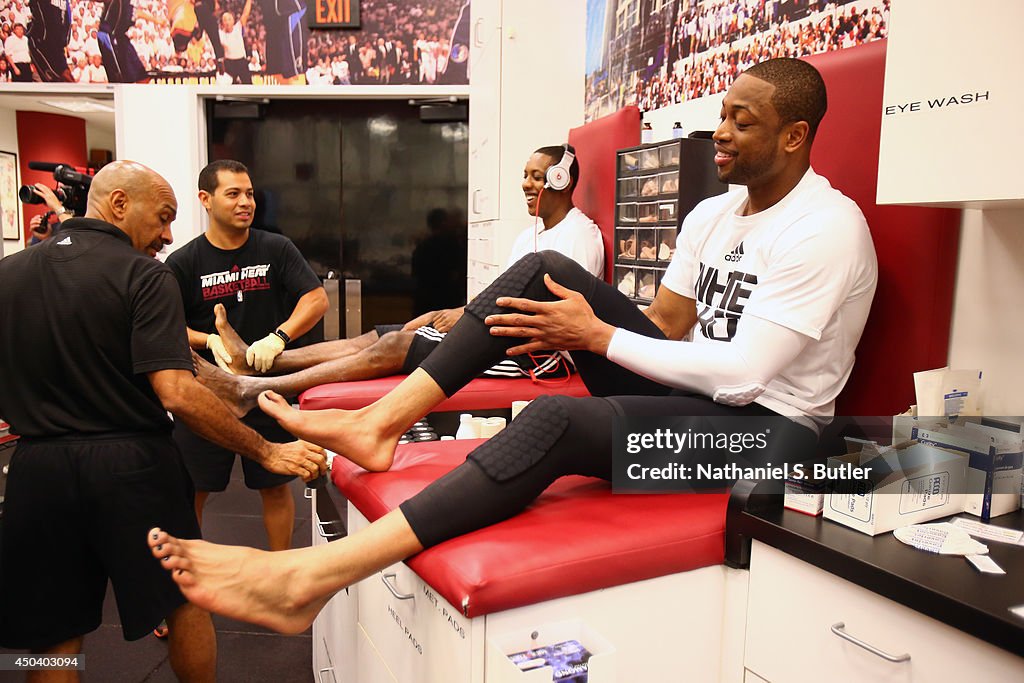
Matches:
[374,324,442,374]
[374,324,404,337]
[224,57,252,84]
[0,433,200,648]
[401,327,442,373]
[173,412,296,492]
[402,326,573,380]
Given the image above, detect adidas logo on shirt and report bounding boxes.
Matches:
[724,241,744,262]
[56,236,72,246]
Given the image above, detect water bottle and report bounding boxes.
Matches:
[455,413,478,440]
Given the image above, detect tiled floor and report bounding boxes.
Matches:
[0,459,348,682]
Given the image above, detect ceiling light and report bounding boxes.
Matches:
[38,99,115,114]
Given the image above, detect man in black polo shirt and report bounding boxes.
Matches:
[0,160,326,674]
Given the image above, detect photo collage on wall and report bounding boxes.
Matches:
[585,0,890,121]
[0,0,469,85]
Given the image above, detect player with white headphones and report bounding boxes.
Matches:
[544,143,576,191]
[519,143,603,280]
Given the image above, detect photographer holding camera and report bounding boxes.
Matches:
[25,183,73,244]
[19,162,92,244]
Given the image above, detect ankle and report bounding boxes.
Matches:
[358,406,410,442]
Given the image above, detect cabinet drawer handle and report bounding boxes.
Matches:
[318,666,336,683]
[830,622,910,663]
[474,18,485,47]
[316,519,344,541]
[382,572,415,600]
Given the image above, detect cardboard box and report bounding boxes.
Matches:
[914,424,1022,520]
[784,480,825,516]
[823,441,967,536]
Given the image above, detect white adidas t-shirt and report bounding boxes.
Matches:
[660,168,877,419]
[506,207,605,279]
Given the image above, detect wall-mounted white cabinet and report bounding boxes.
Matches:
[467,0,585,297]
[877,0,1024,207]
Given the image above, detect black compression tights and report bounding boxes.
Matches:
[400,392,817,548]
[419,250,672,398]
[405,251,818,548]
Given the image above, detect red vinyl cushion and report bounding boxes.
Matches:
[299,374,590,411]
[803,41,960,416]
[569,106,641,283]
[331,440,727,617]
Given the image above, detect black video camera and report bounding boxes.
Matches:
[18,162,93,217]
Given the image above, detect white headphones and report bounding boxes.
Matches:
[544,143,576,192]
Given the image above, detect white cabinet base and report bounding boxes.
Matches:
[744,541,1024,682]
[314,503,737,683]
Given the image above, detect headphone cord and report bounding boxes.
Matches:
[533,186,545,254]
[526,351,574,386]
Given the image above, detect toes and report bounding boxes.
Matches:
[148,528,168,550]
[258,390,289,412]
[161,553,191,573]
[171,568,197,588]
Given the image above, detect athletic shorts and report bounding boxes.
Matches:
[0,433,200,648]
[402,326,573,379]
[173,411,296,492]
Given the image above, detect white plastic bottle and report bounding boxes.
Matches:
[455,413,478,440]
[641,121,654,144]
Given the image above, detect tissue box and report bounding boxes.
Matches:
[823,441,967,536]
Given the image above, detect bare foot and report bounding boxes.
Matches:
[192,351,264,417]
[258,390,399,471]
[148,527,330,634]
[214,303,256,376]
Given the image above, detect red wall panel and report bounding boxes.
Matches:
[15,111,87,244]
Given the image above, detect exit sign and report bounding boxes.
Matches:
[309,0,360,29]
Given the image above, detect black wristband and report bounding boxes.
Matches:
[274,328,291,345]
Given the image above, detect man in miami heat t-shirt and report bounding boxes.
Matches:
[168,227,321,351]
[166,159,326,554]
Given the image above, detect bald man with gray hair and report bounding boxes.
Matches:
[0,161,326,680]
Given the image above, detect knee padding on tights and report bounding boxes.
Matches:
[465,252,544,320]
[468,395,569,481]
